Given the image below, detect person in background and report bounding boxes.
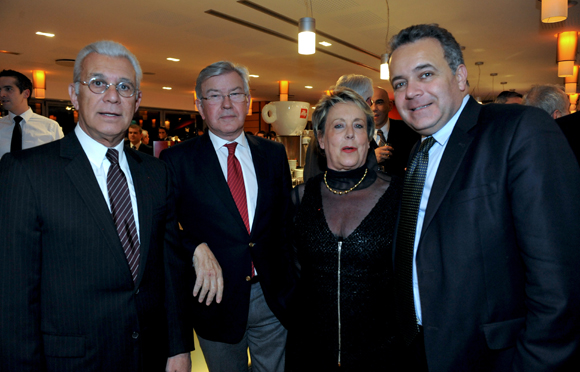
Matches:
[494,90,523,104]
[388,23,580,371]
[523,84,570,119]
[158,126,169,140]
[160,60,295,372]
[286,87,403,371]
[0,40,193,372]
[141,129,150,145]
[256,130,266,138]
[126,123,153,155]
[556,109,580,165]
[0,69,64,159]
[267,130,278,141]
[370,86,419,177]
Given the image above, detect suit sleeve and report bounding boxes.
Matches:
[508,110,580,370]
[0,154,45,371]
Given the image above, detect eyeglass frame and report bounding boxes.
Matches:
[200,92,249,105]
[79,77,139,98]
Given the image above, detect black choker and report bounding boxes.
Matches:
[323,165,377,193]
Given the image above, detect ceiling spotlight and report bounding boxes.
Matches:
[166,58,180,62]
[162,87,172,90]
[305,86,313,89]
[319,41,331,47]
[249,74,260,78]
[36,32,55,37]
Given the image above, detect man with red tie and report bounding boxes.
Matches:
[160,61,295,372]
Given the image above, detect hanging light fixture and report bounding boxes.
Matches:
[32,70,46,99]
[541,0,568,23]
[298,17,316,55]
[379,1,391,80]
[279,80,289,101]
[558,31,578,77]
[565,65,578,93]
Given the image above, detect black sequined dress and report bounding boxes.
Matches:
[286,169,403,371]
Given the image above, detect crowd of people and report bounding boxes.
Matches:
[1,23,579,372]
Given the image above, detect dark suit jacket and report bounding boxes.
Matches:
[394,97,580,371]
[0,132,193,371]
[160,133,295,344]
[125,141,154,156]
[370,118,420,177]
[555,110,580,165]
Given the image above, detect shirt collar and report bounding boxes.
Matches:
[9,107,33,123]
[208,130,248,152]
[75,124,125,168]
[430,94,470,146]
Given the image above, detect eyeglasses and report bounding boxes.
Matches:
[200,92,248,105]
[365,97,374,106]
[80,77,138,98]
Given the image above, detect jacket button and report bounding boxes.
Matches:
[132,332,139,339]
[249,242,255,247]
[245,276,251,281]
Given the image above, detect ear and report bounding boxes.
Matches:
[134,90,142,113]
[454,64,468,92]
[552,110,562,119]
[23,89,31,100]
[68,83,80,110]
[196,99,206,120]
[317,132,325,150]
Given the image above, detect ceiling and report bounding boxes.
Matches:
[2,0,580,111]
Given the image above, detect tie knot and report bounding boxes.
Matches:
[377,129,383,135]
[419,136,436,154]
[225,142,238,155]
[106,149,120,165]
[14,116,23,125]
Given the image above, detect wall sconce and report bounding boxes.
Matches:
[541,0,568,23]
[298,17,316,55]
[565,65,578,93]
[279,80,289,101]
[32,70,46,99]
[558,31,578,77]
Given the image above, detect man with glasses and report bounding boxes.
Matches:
[0,69,64,159]
[0,41,193,372]
[160,61,295,372]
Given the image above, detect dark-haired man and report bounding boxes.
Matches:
[389,24,580,371]
[494,90,523,104]
[127,123,153,155]
[0,69,63,158]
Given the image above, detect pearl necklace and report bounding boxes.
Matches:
[323,168,368,195]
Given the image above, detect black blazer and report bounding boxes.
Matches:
[370,118,420,177]
[160,133,296,344]
[393,97,580,371]
[0,133,193,371]
[555,110,580,165]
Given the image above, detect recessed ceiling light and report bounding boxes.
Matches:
[162,87,172,90]
[305,86,313,89]
[319,41,331,47]
[1,50,21,55]
[166,58,180,62]
[249,74,259,78]
[36,32,55,37]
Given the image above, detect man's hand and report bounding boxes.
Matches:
[166,352,191,372]
[192,243,223,305]
[375,144,394,163]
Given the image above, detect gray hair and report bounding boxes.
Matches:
[73,41,142,94]
[335,74,374,101]
[494,90,523,104]
[312,86,375,142]
[195,61,250,100]
[523,84,569,116]
[388,24,464,75]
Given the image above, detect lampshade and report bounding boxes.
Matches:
[565,65,578,93]
[557,31,578,77]
[298,17,316,55]
[542,0,568,23]
[247,97,253,116]
[565,82,577,94]
[279,80,289,101]
[380,53,390,80]
[32,70,46,99]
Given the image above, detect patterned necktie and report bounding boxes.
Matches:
[225,143,250,234]
[394,136,436,345]
[10,116,23,152]
[106,149,141,282]
[377,128,387,147]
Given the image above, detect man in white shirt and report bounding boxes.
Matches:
[0,69,63,158]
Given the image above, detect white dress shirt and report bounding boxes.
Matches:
[413,94,470,325]
[75,125,140,241]
[374,118,391,144]
[208,130,258,231]
[0,107,64,159]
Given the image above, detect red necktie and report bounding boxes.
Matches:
[225,143,250,234]
[106,149,141,282]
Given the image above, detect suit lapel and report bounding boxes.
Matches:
[195,134,248,233]
[247,135,268,236]
[421,97,480,238]
[61,133,132,276]
[126,149,149,286]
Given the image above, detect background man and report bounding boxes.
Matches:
[127,123,153,155]
[0,69,63,158]
[160,61,295,372]
[158,126,169,140]
[141,129,150,145]
[0,41,192,371]
[370,86,419,177]
[523,84,570,119]
[388,24,580,371]
[494,90,523,104]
